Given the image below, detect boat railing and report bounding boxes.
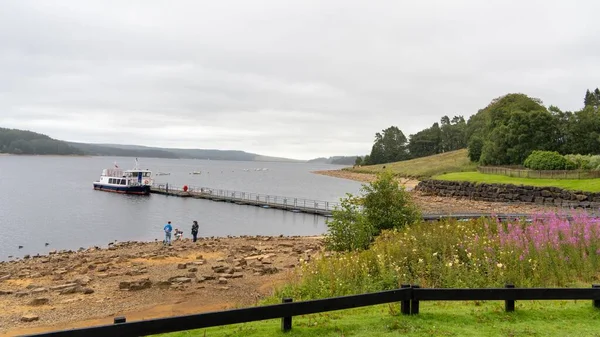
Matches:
[152,184,340,211]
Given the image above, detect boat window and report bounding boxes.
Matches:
[120,179,126,185]
[144,172,150,177]
[109,178,114,184]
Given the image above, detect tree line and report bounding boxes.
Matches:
[358,88,600,166]
[0,128,83,155]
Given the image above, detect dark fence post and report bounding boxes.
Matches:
[411,285,420,315]
[114,316,126,324]
[593,285,600,309]
[281,298,293,332]
[400,284,411,315]
[505,284,515,312]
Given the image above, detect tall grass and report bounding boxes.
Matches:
[349,149,476,179]
[278,212,600,300]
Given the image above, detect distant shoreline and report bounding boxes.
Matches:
[0,153,90,157]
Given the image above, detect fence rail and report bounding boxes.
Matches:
[477,166,600,179]
[25,285,600,337]
[151,184,339,216]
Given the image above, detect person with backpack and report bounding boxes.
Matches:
[163,221,173,246]
[191,220,199,242]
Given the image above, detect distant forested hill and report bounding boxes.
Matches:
[71,143,301,162]
[0,127,302,162]
[0,128,83,155]
[307,156,361,165]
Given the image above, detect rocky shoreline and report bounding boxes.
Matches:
[0,236,322,336]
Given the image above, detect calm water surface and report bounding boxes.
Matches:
[0,156,361,260]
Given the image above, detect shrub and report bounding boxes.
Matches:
[564,154,600,170]
[324,195,374,252]
[523,151,575,170]
[361,170,420,232]
[324,170,420,252]
[564,154,591,170]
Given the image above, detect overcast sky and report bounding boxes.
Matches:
[2,1,600,160]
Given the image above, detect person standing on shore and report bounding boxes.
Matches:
[164,221,173,246]
[191,220,199,242]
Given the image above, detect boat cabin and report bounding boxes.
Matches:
[99,169,153,186]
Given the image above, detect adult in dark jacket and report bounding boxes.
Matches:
[191,220,199,242]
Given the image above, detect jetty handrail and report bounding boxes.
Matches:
[153,184,340,211]
[25,284,600,337]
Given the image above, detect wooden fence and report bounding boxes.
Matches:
[24,284,600,337]
[478,166,600,179]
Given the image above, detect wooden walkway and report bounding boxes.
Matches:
[151,185,338,216]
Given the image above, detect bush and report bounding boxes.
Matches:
[324,195,374,252]
[523,151,575,170]
[324,171,420,252]
[564,154,600,170]
[361,171,421,232]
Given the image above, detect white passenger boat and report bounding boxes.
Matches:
[93,159,153,195]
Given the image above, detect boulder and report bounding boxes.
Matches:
[155,281,171,289]
[128,278,152,291]
[50,283,78,291]
[59,287,79,295]
[28,298,49,306]
[171,277,192,284]
[73,276,92,286]
[177,263,187,270]
[211,265,228,273]
[218,277,228,284]
[21,314,40,322]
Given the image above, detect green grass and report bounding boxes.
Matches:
[350,149,476,179]
[156,301,600,337]
[435,172,600,192]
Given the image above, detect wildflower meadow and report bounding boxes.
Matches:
[279,211,600,299]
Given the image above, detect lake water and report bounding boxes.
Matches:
[0,156,362,260]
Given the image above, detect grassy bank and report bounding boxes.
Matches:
[350,149,476,179]
[435,172,600,192]
[158,301,600,337]
[157,214,600,336]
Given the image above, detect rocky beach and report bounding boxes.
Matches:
[0,236,322,336]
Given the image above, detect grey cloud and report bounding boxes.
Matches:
[2,0,600,159]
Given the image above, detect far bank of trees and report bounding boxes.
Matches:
[0,128,83,155]
[357,88,600,167]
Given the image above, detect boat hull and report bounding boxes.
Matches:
[93,183,151,195]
